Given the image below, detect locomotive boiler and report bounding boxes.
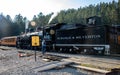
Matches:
[16,31,43,49]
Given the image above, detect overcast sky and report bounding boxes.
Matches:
[0,0,118,20]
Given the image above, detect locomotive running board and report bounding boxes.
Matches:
[54,44,110,55]
[55,44,107,46]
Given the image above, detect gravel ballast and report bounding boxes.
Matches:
[0,47,86,75]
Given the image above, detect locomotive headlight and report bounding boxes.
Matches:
[50,29,55,35]
[31,21,36,26]
[93,47,104,50]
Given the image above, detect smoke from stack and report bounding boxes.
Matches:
[48,12,58,24]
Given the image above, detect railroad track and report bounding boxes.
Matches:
[1,46,120,66]
[1,46,120,67]
[46,52,120,64]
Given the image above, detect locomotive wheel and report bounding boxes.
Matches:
[76,50,81,54]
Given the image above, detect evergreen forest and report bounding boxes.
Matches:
[0,0,120,38]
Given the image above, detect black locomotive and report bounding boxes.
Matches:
[43,16,120,55]
[44,24,108,55]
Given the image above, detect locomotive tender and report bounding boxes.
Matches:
[56,25,109,54]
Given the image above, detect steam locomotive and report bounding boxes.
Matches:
[0,16,120,55]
